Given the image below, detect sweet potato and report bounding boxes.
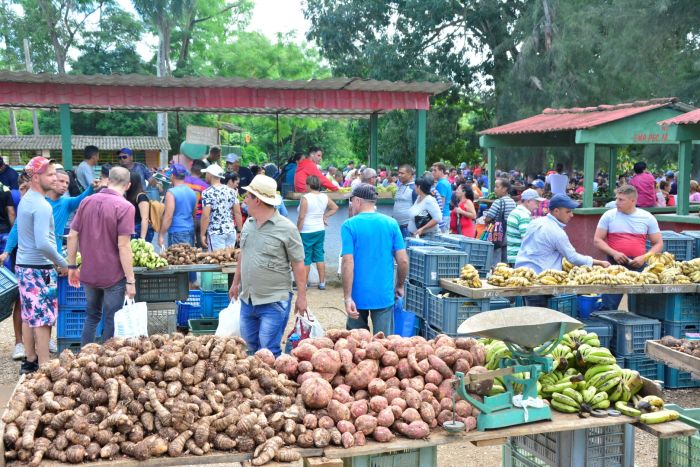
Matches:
[254,349,275,366]
[364,341,386,360]
[396,359,414,380]
[437,380,455,400]
[420,390,434,403]
[297,372,323,385]
[350,329,372,342]
[372,426,394,443]
[338,349,354,373]
[385,377,400,388]
[464,416,477,432]
[297,360,313,374]
[415,343,434,360]
[368,378,386,396]
[353,431,366,447]
[369,396,388,413]
[326,329,350,342]
[435,346,458,366]
[455,400,473,418]
[418,359,430,374]
[354,415,377,436]
[419,402,436,424]
[274,354,299,379]
[379,366,396,380]
[332,387,353,404]
[407,350,426,376]
[311,348,342,376]
[384,387,402,404]
[391,397,407,411]
[309,337,334,349]
[408,377,425,393]
[292,343,317,361]
[393,340,413,358]
[402,420,430,439]
[380,351,399,367]
[349,400,368,419]
[403,388,422,409]
[437,409,457,425]
[376,407,395,427]
[327,400,351,423]
[401,408,421,423]
[346,360,379,390]
[455,337,477,350]
[389,404,403,420]
[334,338,356,353]
[453,358,471,374]
[466,366,492,396]
[354,390,368,401]
[469,345,486,367]
[341,431,355,448]
[336,420,356,434]
[331,375,345,387]
[352,348,367,364]
[318,416,335,430]
[428,354,453,379]
[434,335,456,348]
[425,369,443,386]
[300,378,333,409]
[424,383,439,396]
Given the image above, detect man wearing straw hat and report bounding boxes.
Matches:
[230,174,307,357]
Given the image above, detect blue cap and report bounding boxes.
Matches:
[549,194,579,210]
[532,180,545,189]
[119,147,133,156]
[460,162,467,169]
[665,170,675,177]
[168,163,189,178]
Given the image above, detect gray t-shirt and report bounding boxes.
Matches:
[16,190,67,267]
[408,195,443,235]
[392,181,415,227]
[75,160,94,190]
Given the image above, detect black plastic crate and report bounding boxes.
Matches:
[662,320,700,339]
[434,234,494,275]
[624,355,664,380]
[628,294,700,324]
[407,246,469,286]
[581,317,613,349]
[403,280,426,319]
[425,287,489,334]
[646,231,693,261]
[135,272,189,302]
[596,312,661,356]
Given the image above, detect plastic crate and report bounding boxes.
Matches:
[628,293,700,324]
[57,276,86,307]
[664,366,700,389]
[503,444,549,467]
[407,246,469,286]
[423,324,457,341]
[595,312,661,356]
[434,234,494,275]
[343,447,435,467]
[57,339,82,354]
[57,307,104,339]
[147,302,177,335]
[510,423,634,467]
[663,320,700,339]
[658,404,700,467]
[403,280,426,319]
[200,272,229,292]
[623,355,664,380]
[425,287,489,334]
[135,272,189,302]
[201,291,231,318]
[547,294,577,317]
[646,231,693,261]
[681,230,700,258]
[404,238,451,249]
[0,266,17,323]
[581,318,613,349]
[176,290,202,327]
[188,318,219,336]
[489,297,512,311]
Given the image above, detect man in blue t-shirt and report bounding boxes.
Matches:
[340,183,408,335]
[431,162,452,232]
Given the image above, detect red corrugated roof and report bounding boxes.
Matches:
[480,98,681,135]
[658,108,700,126]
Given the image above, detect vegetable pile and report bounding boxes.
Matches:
[162,244,238,266]
[131,239,168,269]
[659,335,700,357]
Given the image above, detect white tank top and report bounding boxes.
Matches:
[301,192,328,233]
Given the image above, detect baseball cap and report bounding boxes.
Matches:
[119,148,133,156]
[25,156,54,176]
[168,163,189,178]
[351,183,378,201]
[532,180,545,189]
[665,170,675,177]
[201,164,225,178]
[225,153,240,163]
[460,162,467,169]
[549,194,579,210]
[521,189,544,201]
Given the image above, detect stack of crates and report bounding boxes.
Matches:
[595,311,663,380]
[135,271,189,335]
[580,317,614,349]
[200,272,231,319]
[57,276,98,352]
[658,404,700,467]
[646,231,694,261]
[628,293,700,388]
[681,230,700,258]
[433,234,494,277]
[176,290,202,329]
[0,266,18,323]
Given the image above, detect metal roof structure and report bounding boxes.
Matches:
[0,135,171,151]
[0,71,451,118]
[659,108,700,126]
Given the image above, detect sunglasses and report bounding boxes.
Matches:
[119,155,129,159]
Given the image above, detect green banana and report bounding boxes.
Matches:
[489,384,505,396]
[542,381,574,393]
[640,409,679,424]
[563,388,583,405]
[585,355,618,365]
[552,392,581,409]
[608,382,624,402]
[593,399,610,409]
[582,386,597,404]
[599,376,622,393]
[589,391,608,407]
[584,364,617,381]
[615,401,641,417]
[551,400,579,413]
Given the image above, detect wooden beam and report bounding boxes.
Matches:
[471,437,508,447]
[677,141,692,215]
[415,110,426,175]
[479,132,576,148]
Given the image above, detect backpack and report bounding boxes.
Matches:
[140,193,166,232]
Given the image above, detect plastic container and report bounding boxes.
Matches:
[658,404,700,467]
[147,303,177,335]
[434,234,494,275]
[547,294,577,317]
[200,272,229,292]
[576,295,601,319]
[176,290,202,328]
[595,312,661,356]
[646,231,693,261]
[425,287,490,335]
[681,230,700,258]
[188,318,219,336]
[581,317,613,349]
[394,297,416,337]
[489,297,512,311]
[136,272,189,302]
[404,238,451,249]
[57,339,82,354]
[201,291,231,318]
[0,266,18,323]
[343,447,435,467]
[423,324,458,341]
[623,355,664,380]
[663,320,700,339]
[57,276,86,307]
[57,307,103,340]
[407,246,469,286]
[404,280,426,319]
[628,293,700,324]
[663,366,700,389]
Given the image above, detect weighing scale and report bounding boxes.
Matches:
[445,307,583,432]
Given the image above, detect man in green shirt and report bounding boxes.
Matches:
[506,189,542,265]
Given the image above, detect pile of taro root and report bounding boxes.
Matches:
[2,330,487,465]
[659,335,700,357]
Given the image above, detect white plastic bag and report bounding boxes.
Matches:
[298,309,325,339]
[114,298,148,338]
[216,299,241,337]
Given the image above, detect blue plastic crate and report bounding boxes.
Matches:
[581,318,613,350]
[425,287,489,334]
[624,355,664,380]
[664,366,700,389]
[403,280,426,319]
[176,290,202,327]
[423,324,460,340]
[646,231,693,261]
[628,294,700,324]
[489,297,512,311]
[662,320,700,339]
[681,230,700,258]
[201,291,231,318]
[596,312,661,356]
[434,234,494,275]
[0,266,18,323]
[57,339,82,354]
[407,246,469,286]
[57,307,103,340]
[57,276,86,307]
[547,294,577,317]
[404,238,452,249]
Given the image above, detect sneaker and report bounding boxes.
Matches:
[318,282,326,290]
[49,338,58,354]
[19,359,38,375]
[12,343,25,361]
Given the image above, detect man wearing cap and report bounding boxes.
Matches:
[0,157,19,190]
[506,189,542,265]
[67,166,136,347]
[200,164,242,250]
[225,153,255,193]
[515,194,610,306]
[531,179,550,218]
[118,148,153,191]
[294,146,339,193]
[229,175,307,357]
[202,146,221,167]
[159,164,197,249]
[76,145,99,191]
[15,157,68,373]
[666,171,678,195]
[341,183,408,335]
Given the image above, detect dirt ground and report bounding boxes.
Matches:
[0,285,696,466]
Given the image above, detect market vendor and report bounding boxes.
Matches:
[593,185,662,310]
[515,194,610,307]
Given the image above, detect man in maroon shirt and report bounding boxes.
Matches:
[294,146,339,193]
[67,166,136,345]
[628,161,657,208]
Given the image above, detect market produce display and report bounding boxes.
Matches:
[162,244,238,266]
[452,265,482,288]
[658,336,700,357]
[131,239,168,269]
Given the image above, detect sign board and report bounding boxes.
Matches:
[186,125,219,145]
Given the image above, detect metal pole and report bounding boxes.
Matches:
[415,110,426,175]
[583,143,595,208]
[369,113,378,169]
[59,104,72,169]
[677,141,692,216]
[23,39,39,135]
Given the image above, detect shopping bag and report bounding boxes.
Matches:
[114,298,148,338]
[216,299,241,337]
[393,297,416,337]
[284,309,324,352]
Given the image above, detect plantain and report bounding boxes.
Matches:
[615,401,641,418]
[640,409,679,424]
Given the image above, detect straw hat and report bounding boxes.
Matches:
[244,174,282,206]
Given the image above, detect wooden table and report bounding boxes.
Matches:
[134,263,237,275]
[440,278,699,299]
[646,340,700,380]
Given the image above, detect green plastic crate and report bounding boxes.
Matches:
[188,318,219,336]
[658,404,700,467]
[342,446,436,467]
[200,272,229,292]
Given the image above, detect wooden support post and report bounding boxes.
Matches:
[583,143,595,208]
[415,110,426,175]
[59,104,73,169]
[608,147,617,197]
[369,113,378,169]
[487,148,495,193]
[677,140,692,216]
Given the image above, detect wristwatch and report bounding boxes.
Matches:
[67,265,78,270]
[126,281,135,285]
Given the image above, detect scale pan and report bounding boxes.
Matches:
[457,307,583,348]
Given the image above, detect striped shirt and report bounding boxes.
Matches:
[506,205,532,264]
[596,208,660,258]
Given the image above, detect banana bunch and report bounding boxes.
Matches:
[637,271,660,284]
[131,239,168,269]
[645,251,676,267]
[576,344,617,368]
[585,364,623,394]
[457,264,482,288]
[550,385,610,414]
[561,330,601,350]
[680,258,700,282]
[562,257,574,272]
[618,395,679,424]
[484,340,511,370]
[504,276,532,287]
[540,368,584,395]
[487,264,537,287]
[607,368,643,403]
[536,269,568,285]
